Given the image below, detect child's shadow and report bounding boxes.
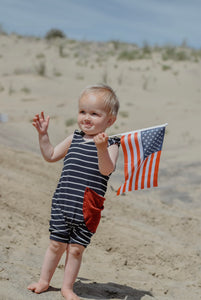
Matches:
[74,279,153,300]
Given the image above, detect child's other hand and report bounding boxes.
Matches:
[32,111,50,135]
[93,133,108,150]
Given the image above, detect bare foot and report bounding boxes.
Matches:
[27,279,49,294]
[61,288,80,300]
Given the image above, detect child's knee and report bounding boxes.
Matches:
[68,244,85,258]
[49,240,66,254]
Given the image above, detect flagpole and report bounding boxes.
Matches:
[109,123,168,138]
[81,123,168,144]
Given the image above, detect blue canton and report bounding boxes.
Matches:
[141,127,165,160]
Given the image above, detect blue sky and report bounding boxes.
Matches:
[0,0,200,48]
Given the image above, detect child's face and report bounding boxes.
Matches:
[77,92,115,137]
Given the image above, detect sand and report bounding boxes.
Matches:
[0,34,201,300]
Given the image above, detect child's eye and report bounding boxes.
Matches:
[80,110,85,114]
[92,112,98,116]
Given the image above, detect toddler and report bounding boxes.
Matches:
[27,84,120,300]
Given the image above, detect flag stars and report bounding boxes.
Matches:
[141,127,165,160]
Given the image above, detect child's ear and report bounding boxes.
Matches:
[107,116,116,127]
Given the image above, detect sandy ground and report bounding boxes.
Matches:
[0,34,201,300]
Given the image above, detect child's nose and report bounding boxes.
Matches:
[84,113,90,121]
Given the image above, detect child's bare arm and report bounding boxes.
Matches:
[33,112,73,162]
[38,134,73,162]
[94,133,119,176]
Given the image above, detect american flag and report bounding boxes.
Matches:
[117,124,166,195]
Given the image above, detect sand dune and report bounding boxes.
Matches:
[0,34,201,299]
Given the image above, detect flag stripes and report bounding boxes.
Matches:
[117,128,164,195]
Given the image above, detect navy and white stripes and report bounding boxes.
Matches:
[49,130,120,245]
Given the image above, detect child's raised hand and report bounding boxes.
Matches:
[32,111,50,135]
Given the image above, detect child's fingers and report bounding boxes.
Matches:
[33,114,40,126]
[32,121,40,129]
[46,115,50,125]
[98,132,108,141]
[94,132,108,144]
[33,116,39,123]
[33,112,49,134]
[40,112,50,126]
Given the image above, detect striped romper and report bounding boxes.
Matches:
[49,130,120,247]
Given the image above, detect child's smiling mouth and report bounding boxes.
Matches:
[83,123,93,129]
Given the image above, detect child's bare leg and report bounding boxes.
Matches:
[28,240,67,294]
[61,243,85,300]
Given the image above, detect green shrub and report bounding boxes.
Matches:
[65,118,76,127]
[21,87,31,93]
[162,46,176,60]
[35,61,46,76]
[175,51,188,61]
[45,28,66,40]
[162,65,171,71]
[118,50,140,60]
[119,111,129,118]
[142,42,152,55]
[162,46,189,61]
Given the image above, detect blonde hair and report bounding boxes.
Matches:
[79,84,119,116]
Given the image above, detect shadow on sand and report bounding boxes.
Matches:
[74,279,153,300]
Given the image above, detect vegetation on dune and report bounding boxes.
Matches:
[0,26,201,66]
[45,28,66,40]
